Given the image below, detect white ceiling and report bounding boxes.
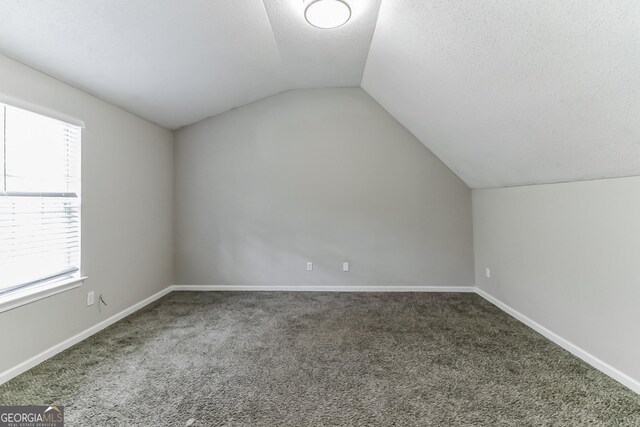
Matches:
[0,0,380,130]
[1,0,640,188]
[263,0,381,89]
[362,0,640,188]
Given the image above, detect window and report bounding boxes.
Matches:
[0,103,81,295]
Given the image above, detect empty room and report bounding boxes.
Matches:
[0,0,639,425]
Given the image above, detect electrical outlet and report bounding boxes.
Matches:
[87,291,95,306]
[485,268,491,278]
[342,261,349,272]
[306,262,313,271]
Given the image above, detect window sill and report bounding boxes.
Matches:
[0,276,87,314]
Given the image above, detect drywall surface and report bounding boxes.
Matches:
[473,176,640,385]
[0,54,173,373]
[174,88,473,288]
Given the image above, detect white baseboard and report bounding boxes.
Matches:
[0,286,173,385]
[475,287,640,395]
[171,284,475,293]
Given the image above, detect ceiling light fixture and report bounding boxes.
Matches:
[305,0,351,29]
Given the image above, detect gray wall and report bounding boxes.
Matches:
[174,88,473,288]
[473,176,640,385]
[0,54,174,373]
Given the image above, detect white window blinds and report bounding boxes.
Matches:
[0,104,81,294]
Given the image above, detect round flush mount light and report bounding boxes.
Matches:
[305,0,351,29]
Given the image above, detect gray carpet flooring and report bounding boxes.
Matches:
[1,292,639,426]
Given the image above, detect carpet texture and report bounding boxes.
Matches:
[1,292,639,426]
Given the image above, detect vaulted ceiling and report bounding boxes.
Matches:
[1,0,639,188]
[363,0,640,188]
[0,0,382,129]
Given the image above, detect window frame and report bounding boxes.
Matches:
[0,102,86,312]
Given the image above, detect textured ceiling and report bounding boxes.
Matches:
[263,0,381,89]
[0,0,380,129]
[1,0,640,187]
[362,0,640,188]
